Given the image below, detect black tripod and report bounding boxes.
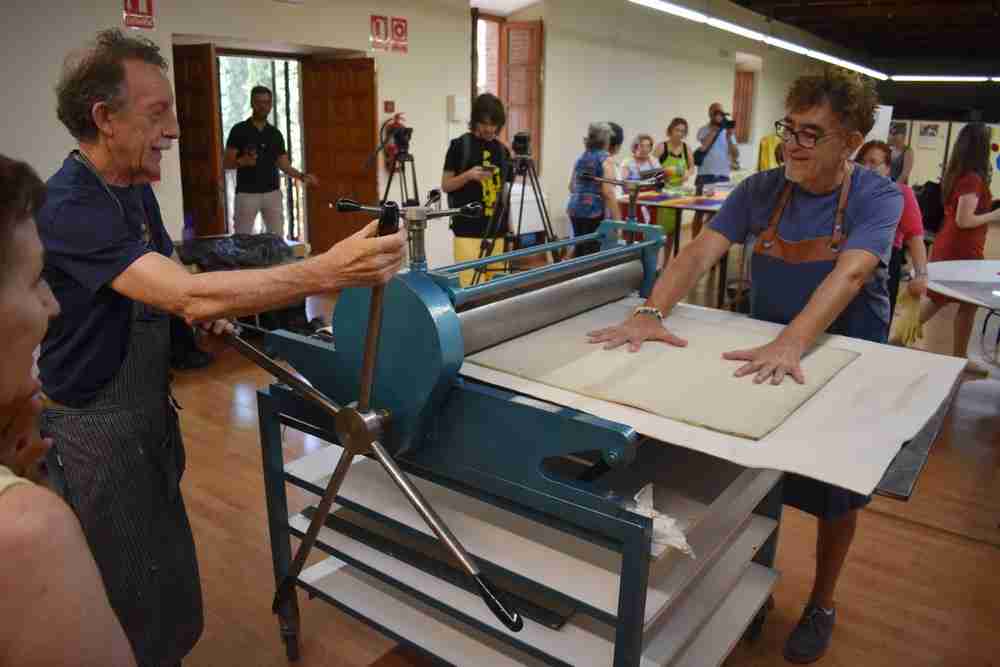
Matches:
[383,149,420,207]
[471,153,558,286]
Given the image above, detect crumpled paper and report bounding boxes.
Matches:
[630,484,695,559]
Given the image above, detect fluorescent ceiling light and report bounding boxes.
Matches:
[806,50,888,81]
[627,0,706,23]
[764,35,811,56]
[705,17,766,42]
[626,0,889,81]
[891,75,990,83]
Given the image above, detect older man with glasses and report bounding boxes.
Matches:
[588,70,902,664]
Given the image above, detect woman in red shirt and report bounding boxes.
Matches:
[920,123,1000,360]
[856,140,928,319]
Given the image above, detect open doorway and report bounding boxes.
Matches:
[172,36,375,252]
[218,54,305,239]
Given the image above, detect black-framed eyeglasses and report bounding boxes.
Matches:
[775,120,841,150]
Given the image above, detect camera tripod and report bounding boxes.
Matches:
[471,152,559,286]
[383,147,420,208]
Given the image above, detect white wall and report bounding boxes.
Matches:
[529,0,859,234]
[2,0,469,269]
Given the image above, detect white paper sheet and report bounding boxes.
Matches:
[461,300,965,495]
[469,301,859,439]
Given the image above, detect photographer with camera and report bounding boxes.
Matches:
[693,102,740,236]
[224,85,319,237]
[441,93,512,287]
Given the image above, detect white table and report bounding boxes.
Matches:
[927,259,1000,309]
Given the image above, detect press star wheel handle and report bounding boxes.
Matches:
[248,198,523,633]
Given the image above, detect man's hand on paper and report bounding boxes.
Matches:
[587,314,688,353]
[723,335,806,386]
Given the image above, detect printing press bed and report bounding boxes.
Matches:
[249,215,962,666]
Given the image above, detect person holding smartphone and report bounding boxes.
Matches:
[223,85,318,237]
[441,93,512,286]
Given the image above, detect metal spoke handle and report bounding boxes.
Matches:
[335,199,385,216]
[582,170,663,190]
[369,440,523,632]
[336,197,480,221]
[227,332,341,416]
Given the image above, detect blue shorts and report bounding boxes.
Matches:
[783,473,871,519]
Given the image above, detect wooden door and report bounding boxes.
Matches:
[302,58,377,254]
[172,44,225,236]
[501,21,543,162]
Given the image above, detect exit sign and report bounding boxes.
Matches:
[123,0,155,29]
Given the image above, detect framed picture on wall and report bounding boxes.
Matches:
[917,122,940,148]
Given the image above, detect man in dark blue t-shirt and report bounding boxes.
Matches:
[223,85,318,236]
[588,71,902,665]
[37,29,404,667]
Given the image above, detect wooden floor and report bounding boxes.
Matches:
[174,225,1000,667]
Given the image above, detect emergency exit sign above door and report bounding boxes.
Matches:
[123,0,155,29]
[370,15,409,54]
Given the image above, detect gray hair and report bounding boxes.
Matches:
[585,122,612,151]
[56,29,167,142]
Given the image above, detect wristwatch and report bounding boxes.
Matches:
[632,306,664,321]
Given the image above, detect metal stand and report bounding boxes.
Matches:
[383,151,420,208]
[472,154,559,286]
[583,170,664,227]
[228,197,517,659]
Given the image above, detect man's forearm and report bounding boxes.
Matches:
[116,253,339,325]
[278,163,305,181]
[180,259,334,323]
[645,233,729,315]
[699,127,719,150]
[441,172,468,193]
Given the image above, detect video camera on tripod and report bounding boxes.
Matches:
[512,130,531,158]
[471,130,562,285]
[367,114,420,207]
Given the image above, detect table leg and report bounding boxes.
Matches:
[673,211,682,257]
[718,250,729,309]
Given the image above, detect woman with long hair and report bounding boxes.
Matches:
[919,123,1000,365]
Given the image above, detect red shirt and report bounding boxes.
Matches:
[893,183,924,249]
[931,173,994,261]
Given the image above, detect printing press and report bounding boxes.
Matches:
[242,194,958,666]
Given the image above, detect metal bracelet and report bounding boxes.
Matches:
[633,306,664,321]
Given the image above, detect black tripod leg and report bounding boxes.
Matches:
[529,163,557,244]
[382,155,396,204]
[409,155,421,207]
[471,178,509,285]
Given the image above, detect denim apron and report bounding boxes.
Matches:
[750,163,876,517]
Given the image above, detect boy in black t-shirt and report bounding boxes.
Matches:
[441,93,511,286]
